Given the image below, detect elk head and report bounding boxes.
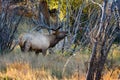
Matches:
[49,30,68,48]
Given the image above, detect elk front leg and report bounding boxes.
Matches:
[42,49,47,56]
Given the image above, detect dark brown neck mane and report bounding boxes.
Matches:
[48,35,62,48]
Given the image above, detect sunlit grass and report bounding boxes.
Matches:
[103,66,120,80]
[0,62,57,80]
[0,45,120,80]
[0,62,119,80]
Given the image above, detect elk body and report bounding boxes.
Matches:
[18,31,67,56]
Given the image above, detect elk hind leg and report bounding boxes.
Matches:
[24,40,30,52]
[35,50,40,55]
[20,46,25,52]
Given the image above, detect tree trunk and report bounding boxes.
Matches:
[86,40,97,80]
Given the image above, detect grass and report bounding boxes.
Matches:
[0,62,57,80]
[0,46,119,80]
[0,47,89,79]
[0,62,119,80]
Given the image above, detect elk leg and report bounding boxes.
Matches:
[42,49,47,56]
[21,41,27,52]
[49,48,55,54]
[24,40,30,52]
[20,46,25,52]
[35,50,39,55]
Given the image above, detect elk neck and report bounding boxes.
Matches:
[47,34,61,48]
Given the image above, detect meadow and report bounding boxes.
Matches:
[0,45,119,80]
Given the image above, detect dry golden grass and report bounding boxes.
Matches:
[103,66,120,80]
[0,62,57,80]
[0,62,119,80]
[0,45,120,80]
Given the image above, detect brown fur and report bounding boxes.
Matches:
[18,31,67,56]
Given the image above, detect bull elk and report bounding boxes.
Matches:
[18,28,67,56]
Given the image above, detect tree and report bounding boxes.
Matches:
[86,0,120,80]
[0,0,23,54]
